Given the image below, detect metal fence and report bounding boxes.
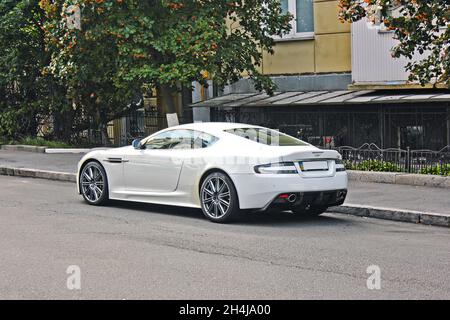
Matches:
[69,119,115,147]
[117,109,191,146]
[71,109,192,147]
[334,144,450,175]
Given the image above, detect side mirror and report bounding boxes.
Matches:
[132,139,142,150]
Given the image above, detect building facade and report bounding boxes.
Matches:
[192,1,450,151]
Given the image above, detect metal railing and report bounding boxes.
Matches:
[118,110,189,146]
[334,144,450,176]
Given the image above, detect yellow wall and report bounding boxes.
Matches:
[262,0,351,75]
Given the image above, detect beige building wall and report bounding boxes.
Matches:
[262,0,351,75]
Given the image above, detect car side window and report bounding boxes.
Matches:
[193,132,219,149]
[144,130,218,150]
[144,130,186,150]
[170,130,195,150]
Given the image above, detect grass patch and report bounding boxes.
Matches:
[0,136,13,146]
[1,135,101,148]
[19,136,73,149]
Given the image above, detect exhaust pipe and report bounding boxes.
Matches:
[288,194,297,203]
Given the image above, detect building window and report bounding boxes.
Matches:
[279,0,314,40]
[374,3,401,33]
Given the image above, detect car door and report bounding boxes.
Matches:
[123,130,194,193]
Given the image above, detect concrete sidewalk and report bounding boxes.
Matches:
[0,149,83,173]
[346,181,450,215]
[1,149,449,227]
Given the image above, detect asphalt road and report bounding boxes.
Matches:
[1,175,450,300]
[2,149,450,214]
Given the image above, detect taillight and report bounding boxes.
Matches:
[335,159,346,172]
[254,162,298,174]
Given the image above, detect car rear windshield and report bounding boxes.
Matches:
[224,127,309,146]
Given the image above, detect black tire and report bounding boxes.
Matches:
[200,172,240,223]
[292,206,327,217]
[79,161,109,205]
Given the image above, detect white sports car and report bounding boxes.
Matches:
[77,122,347,223]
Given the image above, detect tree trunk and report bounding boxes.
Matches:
[100,124,110,146]
[159,84,177,114]
[53,109,74,142]
[99,111,111,147]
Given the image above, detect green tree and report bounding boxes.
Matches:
[0,0,68,139]
[339,0,450,86]
[40,0,145,144]
[40,0,291,133]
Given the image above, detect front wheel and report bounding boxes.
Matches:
[200,172,240,223]
[80,161,109,205]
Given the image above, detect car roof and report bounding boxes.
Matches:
[168,122,263,135]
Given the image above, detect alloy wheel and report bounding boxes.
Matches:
[201,176,231,219]
[80,163,105,203]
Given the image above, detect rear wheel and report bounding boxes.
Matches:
[80,161,109,205]
[292,206,327,217]
[200,172,240,223]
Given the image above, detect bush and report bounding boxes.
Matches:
[344,159,450,176]
[344,160,403,173]
[420,165,450,177]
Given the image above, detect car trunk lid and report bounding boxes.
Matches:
[279,147,340,178]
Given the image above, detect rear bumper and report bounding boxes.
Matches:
[266,189,347,212]
[229,172,348,210]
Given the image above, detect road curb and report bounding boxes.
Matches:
[328,204,450,228]
[0,167,76,182]
[1,145,47,153]
[1,166,449,228]
[348,170,450,189]
[1,145,109,154]
[45,148,91,154]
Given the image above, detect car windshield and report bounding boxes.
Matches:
[225,127,309,146]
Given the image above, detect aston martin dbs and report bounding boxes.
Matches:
[77,122,347,222]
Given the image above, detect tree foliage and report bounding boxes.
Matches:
[339,0,450,86]
[1,0,290,142]
[40,0,291,113]
[0,0,68,138]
